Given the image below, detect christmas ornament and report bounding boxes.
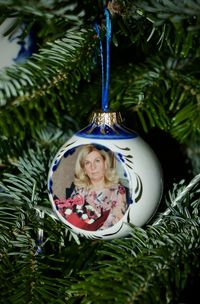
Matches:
[47,8,163,240]
[0,18,35,69]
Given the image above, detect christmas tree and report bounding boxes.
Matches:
[0,1,199,303]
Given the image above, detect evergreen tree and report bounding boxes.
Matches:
[0,1,199,303]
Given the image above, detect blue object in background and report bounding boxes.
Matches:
[0,18,35,69]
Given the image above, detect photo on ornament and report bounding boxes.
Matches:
[51,143,132,231]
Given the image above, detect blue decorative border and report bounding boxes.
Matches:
[76,123,138,139]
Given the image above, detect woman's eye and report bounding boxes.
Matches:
[85,161,90,166]
[95,159,101,163]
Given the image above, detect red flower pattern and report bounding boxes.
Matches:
[54,183,127,230]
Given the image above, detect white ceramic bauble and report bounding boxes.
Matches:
[0,18,34,69]
[48,111,163,240]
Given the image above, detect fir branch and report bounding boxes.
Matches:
[115,0,200,24]
[0,124,77,248]
[111,0,200,56]
[0,28,95,106]
[109,57,200,143]
[0,28,97,138]
[0,133,199,303]
[0,0,84,21]
[0,126,84,303]
[153,174,200,225]
[134,0,200,25]
[66,177,200,303]
[0,1,199,303]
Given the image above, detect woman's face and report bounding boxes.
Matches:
[83,150,107,184]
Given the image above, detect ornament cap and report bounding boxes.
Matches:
[90,111,123,126]
[76,110,138,139]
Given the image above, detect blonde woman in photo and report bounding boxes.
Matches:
[55,144,128,231]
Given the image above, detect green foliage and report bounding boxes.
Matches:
[0,28,96,139]
[110,56,200,142]
[0,0,85,23]
[0,131,101,303]
[0,0,200,142]
[66,177,200,304]
[0,1,200,303]
[0,141,199,303]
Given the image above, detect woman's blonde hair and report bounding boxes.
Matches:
[74,144,119,189]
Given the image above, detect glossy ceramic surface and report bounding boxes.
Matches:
[48,112,163,240]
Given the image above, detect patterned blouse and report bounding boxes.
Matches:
[55,184,127,231]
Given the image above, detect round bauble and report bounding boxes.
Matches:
[48,111,163,240]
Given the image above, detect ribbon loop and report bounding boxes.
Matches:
[94,8,111,112]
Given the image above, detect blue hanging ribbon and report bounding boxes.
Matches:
[94,22,105,110]
[94,8,111,112]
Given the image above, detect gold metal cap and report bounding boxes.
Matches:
[90,111,122,126]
